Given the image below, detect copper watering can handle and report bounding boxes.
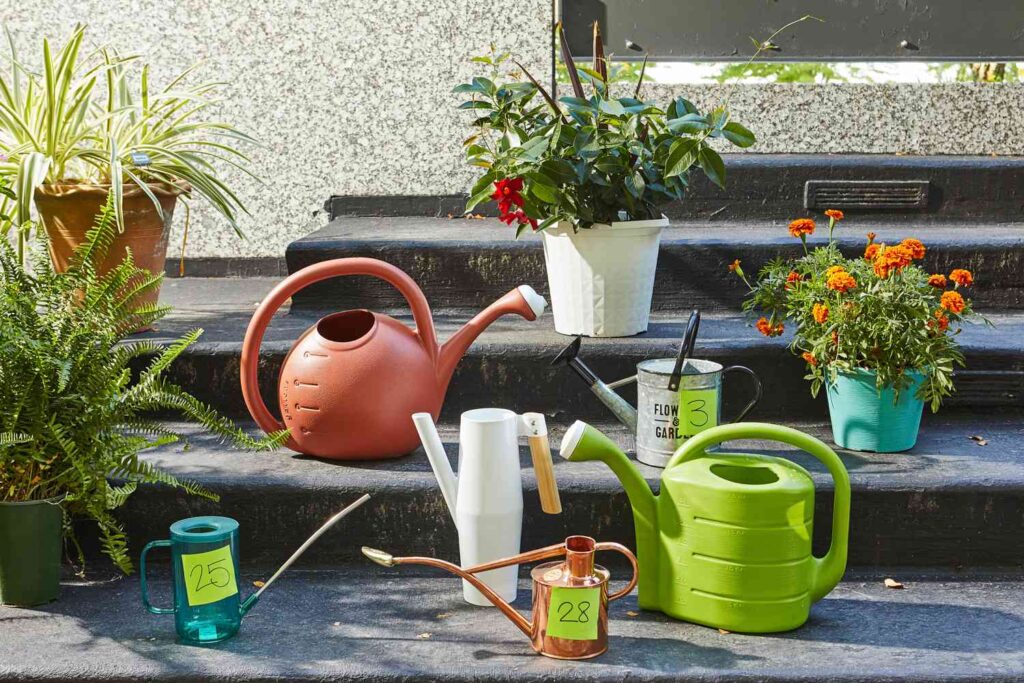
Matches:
[594,541,639,601]
[240,258,438,443]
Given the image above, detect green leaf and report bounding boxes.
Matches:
[466,184,495,211]
[668,96,698,119]
[458,101,492,110]
[722,121,756,148]
[667,113,710,134]
[598,98,625,116]
[665,139,699,178]
[540,158,576,184]
[699,145,726,188]
[528,180,558,203]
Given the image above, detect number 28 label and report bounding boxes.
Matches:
[181,545,238,607]
[546,586,600,641]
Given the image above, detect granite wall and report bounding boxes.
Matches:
[2,2,1023,257]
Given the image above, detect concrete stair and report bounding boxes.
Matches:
[2,569,1023,681]
[141,277,1024,421]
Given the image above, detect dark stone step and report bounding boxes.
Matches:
[285,218,1024,313]
[4,568,1021,681]
[325,154,1024,224]
[93,413,1024,572]
[140,278,1024,421]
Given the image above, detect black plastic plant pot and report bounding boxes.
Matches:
[0,498,62,606]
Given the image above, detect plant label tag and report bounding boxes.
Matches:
[546,586,600,641]
[129,151,151,166]
[679,388,719,438]
[181,545,238,607]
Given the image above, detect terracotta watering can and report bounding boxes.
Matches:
[559,421,850,633]
[362,535,638,660]
[240,258,546,459]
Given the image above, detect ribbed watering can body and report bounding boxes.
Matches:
[659,454,817,632]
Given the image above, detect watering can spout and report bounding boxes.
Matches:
[559,421,660,608]
[360,547,533,637]
[412,413,458,522]
[437,286,546,388]
[551,337,638,430]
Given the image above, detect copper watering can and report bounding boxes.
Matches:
[240,258,547,459]
[362,535,638,660]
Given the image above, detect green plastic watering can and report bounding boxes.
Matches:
[559,421,850,633]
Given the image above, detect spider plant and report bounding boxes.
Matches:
[0,24,256,259]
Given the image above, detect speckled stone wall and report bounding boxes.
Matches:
[3,3,1023,257]
[1,0,552,258]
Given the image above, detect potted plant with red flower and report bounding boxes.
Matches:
[731,210,985,452]
[455,27,754,336]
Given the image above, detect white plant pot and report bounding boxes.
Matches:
[540,216,667,337]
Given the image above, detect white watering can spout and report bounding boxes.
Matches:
[412,412,458,523]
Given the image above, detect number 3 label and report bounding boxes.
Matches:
[546,586,600,641]
[181,545,238,607]
[679,388,719,438]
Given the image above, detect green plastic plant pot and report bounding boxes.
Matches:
[0,498,63,606]
[826,369,925,453]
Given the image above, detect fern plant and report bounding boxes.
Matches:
[0,193,286,573]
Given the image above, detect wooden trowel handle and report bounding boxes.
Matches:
[528,434,562,514]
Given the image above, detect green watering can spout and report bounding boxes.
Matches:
[559,421,661,608]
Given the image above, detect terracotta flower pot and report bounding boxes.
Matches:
[34,182,182,309]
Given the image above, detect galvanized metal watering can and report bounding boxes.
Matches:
[362,535,638,660]
[241,257,546,460]
[559,422,851,633]
[413,409,561,606]
[141,495,369,643]
[552,311,762,467]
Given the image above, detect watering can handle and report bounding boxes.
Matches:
[140,539,175,615]
[594,542,640,601]
[240,258,438,441]
[665,422,850,602]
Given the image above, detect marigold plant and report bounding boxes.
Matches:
[731,212,985,411]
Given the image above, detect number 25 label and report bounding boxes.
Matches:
[181,545,238,607]
[546,586,600,641]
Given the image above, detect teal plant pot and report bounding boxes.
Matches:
[0,497,63,606]
[826,369,925,453]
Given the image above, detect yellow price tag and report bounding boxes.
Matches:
[181,545,238,607]
[546,586,600,641]
[679,388,719,438]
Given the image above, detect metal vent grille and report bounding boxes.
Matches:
[804,180,930,210]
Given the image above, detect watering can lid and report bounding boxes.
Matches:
[170,516,239,542]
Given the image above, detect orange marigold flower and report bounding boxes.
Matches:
[756,317,784,338]
[827,270,857,293]
[949,268,974,287]
[801,351,818,366]
[785,271,802,289]
[825,265,845,277]
[864,243,880,260]
[940,290,965,314]
[873,245,913,279]
[928,309,950,333]
[812,303,829,324]
[728,259,741,272]
[866,231,877,244]
[824,209,844,222]
[928,274,947,288]
[900,238,926,260]
[788,218,816,239]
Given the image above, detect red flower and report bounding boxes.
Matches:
[491,178,524,215]
[499,208,537,230]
